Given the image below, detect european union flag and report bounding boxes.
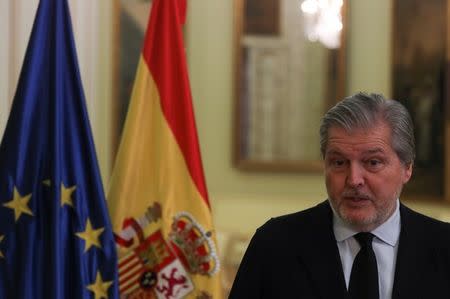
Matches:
[0,0,119,298]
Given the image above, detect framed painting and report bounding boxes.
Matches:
[233,0,347,172]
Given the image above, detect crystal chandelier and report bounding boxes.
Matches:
[300,0,343,49]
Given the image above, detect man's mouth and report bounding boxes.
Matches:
[346,196,368,201]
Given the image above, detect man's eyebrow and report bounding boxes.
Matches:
[363,148,385,155]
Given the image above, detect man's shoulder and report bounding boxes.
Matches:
[401,203,450,228]
[400,203,450,242]
[256,200,331,238]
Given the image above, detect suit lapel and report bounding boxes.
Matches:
[296,201,349,299]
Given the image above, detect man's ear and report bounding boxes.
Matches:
[402,163,413,184]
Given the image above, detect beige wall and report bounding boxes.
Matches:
[185,0,450,236]
[347,0,392,95]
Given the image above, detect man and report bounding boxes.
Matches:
[229,92,450,299]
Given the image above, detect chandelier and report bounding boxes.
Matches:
[300,0,343,49]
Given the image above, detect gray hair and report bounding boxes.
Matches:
[319,92,415,166]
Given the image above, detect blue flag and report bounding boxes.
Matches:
[0,0,119,298]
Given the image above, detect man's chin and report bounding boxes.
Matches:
[339,208,378,231]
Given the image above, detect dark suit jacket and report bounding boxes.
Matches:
[229,201,450,298]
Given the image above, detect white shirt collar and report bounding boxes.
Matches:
[332,199,401,247]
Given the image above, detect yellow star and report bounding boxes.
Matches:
[3,187,33,221]
[0,235,4,258]
[87,271,113,299]
[60,183,76,207]
[42,180,51,187]
[76,219,104,252]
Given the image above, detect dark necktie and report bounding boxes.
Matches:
[348,232,379,299]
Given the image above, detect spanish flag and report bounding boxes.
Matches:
[107,0,222,298]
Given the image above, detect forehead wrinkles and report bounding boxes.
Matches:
[326,129,392,156]
[328,136,390,148]
[324,123,396,161]
[329,124,392,142]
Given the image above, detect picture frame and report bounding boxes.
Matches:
[233,0,347,172]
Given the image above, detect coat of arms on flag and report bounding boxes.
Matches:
[116,203,219,299]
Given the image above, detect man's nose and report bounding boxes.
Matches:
[346,163,364,188]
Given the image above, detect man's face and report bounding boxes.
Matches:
[324,122,412,231]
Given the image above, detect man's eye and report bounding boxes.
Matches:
[369,160,380,165]
[366,159,383,169]
[332,160,345,167]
